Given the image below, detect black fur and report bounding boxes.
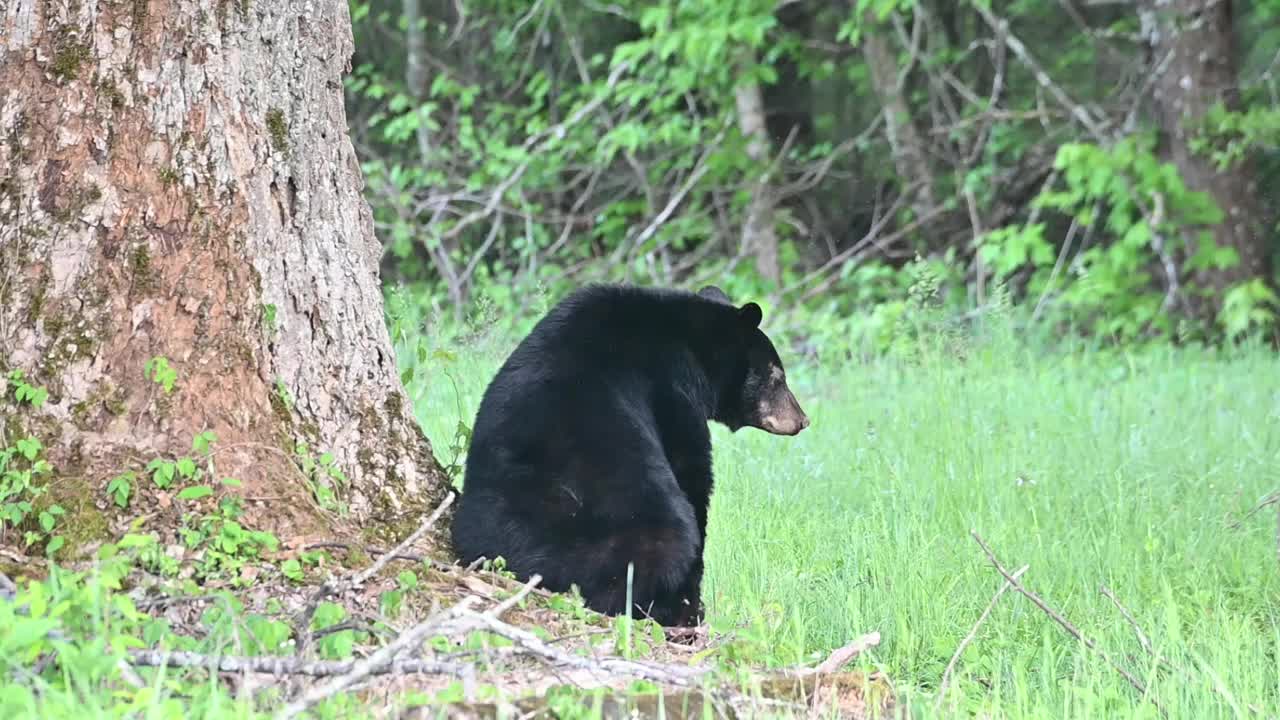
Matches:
[450,283,806,626]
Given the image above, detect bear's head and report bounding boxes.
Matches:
[697,286,810,436]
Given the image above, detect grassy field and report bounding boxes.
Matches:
[403,320,1280,718]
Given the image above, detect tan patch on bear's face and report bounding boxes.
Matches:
[755,363,809,436]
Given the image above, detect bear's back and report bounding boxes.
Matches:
[467,284,715,467]
[498,284,705,380]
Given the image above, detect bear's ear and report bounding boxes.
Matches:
[698,286,733,305]
[738,302,763,329]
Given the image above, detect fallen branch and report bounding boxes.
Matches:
[936,563,1029,710]
[484,574,543,618]
[126,649,465,679]
[1099,585,1161,662]
[1100,585,1267,717]
[293,492,455,657]
[970,531,1166,717]
[354,493,457,587]
[1228,491,1280,530]
[131,581,546,704]
[276,596,481,720]
[440,609,708,687]
[812,631,881,674]
[1226,490,1280,575]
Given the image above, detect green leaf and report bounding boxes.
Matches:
[192,431,217,454]
[176,486,214,501]
[176,457,197,479]
[107,474,133,508]
[154,463,175,489]
[15,437,41,461]
[38,507,63,532]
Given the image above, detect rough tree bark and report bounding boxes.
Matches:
[861,11,936,223]
[1140,0,1274,319]
[0,0,450,545]
[734,52,781,284]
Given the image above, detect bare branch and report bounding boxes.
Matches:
[353,492,455,587]
[485,574,542,618]
[969,531,1165,717]
[1031,215,1082,323]
[936,564,1029,711]
[294,493,455,657]
[127,649,465,679]
[969,0,1109,141]
[276,597,482,720]
[431,59,635,246]
[1100,585,1267,716]
[812,632,881,674]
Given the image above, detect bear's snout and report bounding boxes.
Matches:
[759,389,810,436]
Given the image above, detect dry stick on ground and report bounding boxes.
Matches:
[439,609,709,688]
[128,578,549,689]
[127,650,467,679]
[1100,585,1267,717]
[811,631,881,674]
[1098,585,1161,663]
[301,541,425,565]
[353,493,457,587]
[293,492,456,657]
[1229,491,1280,530]
[274,596,482,720]
[969,532,1167,718]
[1227,491,1280,574]
[484,574,543,617]
[274,576,543,720]
[935,563,1030,711]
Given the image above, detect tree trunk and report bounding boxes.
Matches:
[861,11,937,224]
[0,0,450,546]
[734,52,781,285]
[1140,0,1274,319]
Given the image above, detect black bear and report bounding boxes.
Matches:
[450,284,809,626]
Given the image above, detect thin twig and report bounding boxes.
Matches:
[127,649,464,678]
[812,632,881,674]
[936,563,1030,710]
[441,610,708,687]
[1100,585,1268,716]
[965,185,986,307]
[353,492,455,587]
[275,597,481,720]
[1227,491,1280,530]
[1031,216,1080,323]
[435,60,634,244]
[294,493,455,657]
[485,574,542,618]
[970,532,1165,717]
[1099,585,1160,661]
[969,0,1108,142]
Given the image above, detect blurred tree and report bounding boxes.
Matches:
[345,0,1280,342]
[1140,0,1275,322]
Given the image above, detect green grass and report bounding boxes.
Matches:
[4,311,1276,719]
[403,324,1280,718]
